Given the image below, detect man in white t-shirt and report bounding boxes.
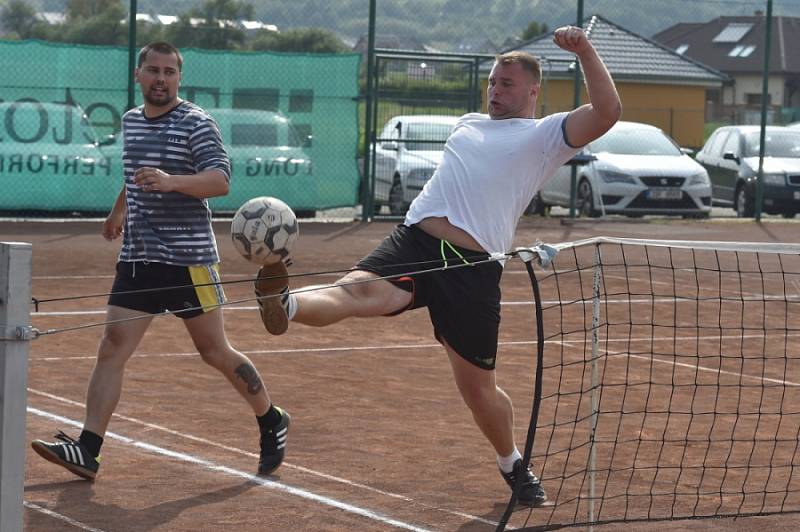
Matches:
[255,26,621,506]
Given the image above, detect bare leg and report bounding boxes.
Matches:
[83,306,153,436]
[184,308,270,415]
[293,270,412,326]
[443,338,515,457]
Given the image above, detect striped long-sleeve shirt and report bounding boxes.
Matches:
[119,101,231,266]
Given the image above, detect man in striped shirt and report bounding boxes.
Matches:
[31,42,290,480]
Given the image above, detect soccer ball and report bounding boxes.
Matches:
[230,196,299,265]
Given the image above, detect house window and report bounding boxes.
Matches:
[729,44,757,57]
[746,93,771,106]
[675,44,689,55]
[712,23,753,43]
[740,45,756,57]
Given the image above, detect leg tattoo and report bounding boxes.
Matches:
[234,363,264,395]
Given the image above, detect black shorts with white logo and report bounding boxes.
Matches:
[356,224,502,370]
[108,261,226,319]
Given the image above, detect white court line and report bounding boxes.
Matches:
[28,407,434,532]
[34,293,800,317]
[24,501,107,532]
[28,389,501,529]
[31,331,800,362]
[611,351,800,387]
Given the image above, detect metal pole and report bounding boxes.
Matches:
[0,242,32,532]
[755,0,773,221]
[360,0,377,221]
[589,245,601,530]
[127,0,138,111]
[568,0,584,218]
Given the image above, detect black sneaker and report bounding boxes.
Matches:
[254,261,290,335]
[258,407,290,475]
[500,459,547,507]
[31,431,100,480]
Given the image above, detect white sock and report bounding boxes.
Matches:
[497,448,523,473]
[281,290,297,321]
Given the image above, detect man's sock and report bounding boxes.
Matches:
[79,430,104,458]
[257,405,283,433]
[497,448,523,474]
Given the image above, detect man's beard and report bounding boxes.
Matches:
[144,87,174,107]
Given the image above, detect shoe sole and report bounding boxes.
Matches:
[516,495,550,508]
[255,264,289,335]
[258,413,291,475]
[31,441,96,480]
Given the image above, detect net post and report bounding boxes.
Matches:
[0,242,32,532]
[588,245,601,529]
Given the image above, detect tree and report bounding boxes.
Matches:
[521,20,549,41]
[164,0,254,50]
[61,2,127,45]
[66,0,123,20]
[250,28,349,54]
[1,0,39,39]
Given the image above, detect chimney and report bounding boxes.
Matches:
[754,10,764,16]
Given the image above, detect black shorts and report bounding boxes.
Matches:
[108,261,226,319]
[356,224,502,370]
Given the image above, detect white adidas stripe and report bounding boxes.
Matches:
[62,443,85,466]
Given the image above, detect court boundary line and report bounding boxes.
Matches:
[28,407,436,532]
[27,389,501,529]
[24,501,106,532]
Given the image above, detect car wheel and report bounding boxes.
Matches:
[735,186,754,218]
[524,192,548,216]
[781,212,796,219]
[388,178,406,215]
[577,179,598,217]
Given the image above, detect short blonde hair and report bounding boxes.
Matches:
[494,51,541,83]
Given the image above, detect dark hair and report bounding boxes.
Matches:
[494,51,541,83]
[137,42,183,71]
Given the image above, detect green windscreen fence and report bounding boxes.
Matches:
[0,40,361,215]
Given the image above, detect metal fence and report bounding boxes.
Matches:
[0,0,797,220]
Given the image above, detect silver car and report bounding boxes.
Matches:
[532,121,712,218]
[373,115,458,215]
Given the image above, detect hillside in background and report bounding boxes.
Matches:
[23,0,800,51]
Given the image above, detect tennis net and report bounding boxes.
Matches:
[500,237,800,531]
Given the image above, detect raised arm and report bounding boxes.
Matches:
[554,26,622,147]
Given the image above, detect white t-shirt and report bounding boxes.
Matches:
[405,112,580,255]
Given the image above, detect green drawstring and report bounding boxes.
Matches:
[440,239,469,268]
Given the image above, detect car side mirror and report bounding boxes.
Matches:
[680,147,695,156]
[381,141,399,151]
[723,151,740,164]
[97,134,117,147]
[303,135,312,148]
[568,152,597,166]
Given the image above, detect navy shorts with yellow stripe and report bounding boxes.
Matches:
[108,261,226,319]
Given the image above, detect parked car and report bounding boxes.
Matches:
[532,121,712,218]
[695,125,800,217]
[203,108,315,214]
[0,101,121,212]
[373,114,459,214]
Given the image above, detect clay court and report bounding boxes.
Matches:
[6,216,800,531]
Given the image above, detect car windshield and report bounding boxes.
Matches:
[231,121,303,147]
[404,122,454,151]
[590,128,681,156]
[744,131,800,158]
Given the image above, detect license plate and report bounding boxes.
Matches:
[647,188,682,200]
[794,191,800,200]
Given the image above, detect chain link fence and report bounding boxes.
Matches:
[0,0,797,219]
